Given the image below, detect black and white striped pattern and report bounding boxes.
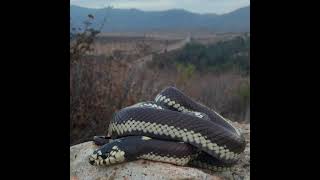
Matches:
[90,87,246,171]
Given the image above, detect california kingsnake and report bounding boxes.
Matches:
[89,87,246,171]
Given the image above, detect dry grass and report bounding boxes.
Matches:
[70,33,249,145]
[70,54,249,145]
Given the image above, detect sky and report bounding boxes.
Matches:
[70,0,250,14]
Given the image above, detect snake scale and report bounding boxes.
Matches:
[89,87,246,171]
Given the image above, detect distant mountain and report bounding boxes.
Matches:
[70,5,250,33]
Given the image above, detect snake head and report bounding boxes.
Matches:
[89,139,126,166]
[89,136,151,166]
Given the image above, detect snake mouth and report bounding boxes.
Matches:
[89,158,95,165]
[88,153,98,165]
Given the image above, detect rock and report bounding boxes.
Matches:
[70,141,222,180]
[200,123,250,180]
[70,123,250,180]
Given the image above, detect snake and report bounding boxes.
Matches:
[89,86,246,171]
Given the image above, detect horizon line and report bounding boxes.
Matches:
[70,4,250,15]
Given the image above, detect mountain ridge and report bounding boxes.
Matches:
[70,5,250,32]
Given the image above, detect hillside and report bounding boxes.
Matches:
[150,35,250,74]
[70,5,250,32]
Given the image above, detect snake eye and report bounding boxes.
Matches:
[89,159,95,165]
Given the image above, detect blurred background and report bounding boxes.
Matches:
[70,0,250,145]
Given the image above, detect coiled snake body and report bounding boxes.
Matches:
[89,87,246,171]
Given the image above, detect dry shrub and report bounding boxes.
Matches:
[70,53,162,145]
[70,55,250,145]
[70,28,250,145]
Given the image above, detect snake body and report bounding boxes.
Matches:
[89,87,246,171]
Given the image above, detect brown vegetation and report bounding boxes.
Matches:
[70,26,249,145]
[70,56,249,145]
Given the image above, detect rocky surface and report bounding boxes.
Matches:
[211,122,250,180]
[70,123,250,180]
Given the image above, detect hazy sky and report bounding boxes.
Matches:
[70,0,250,14]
